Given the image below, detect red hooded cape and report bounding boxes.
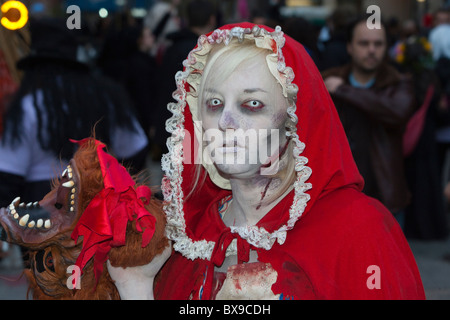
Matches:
[154,22,425,300]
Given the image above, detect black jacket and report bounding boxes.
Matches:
[322,63,416,212]
[154,29,200,153]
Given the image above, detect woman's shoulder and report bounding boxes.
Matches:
[294,186,396,238]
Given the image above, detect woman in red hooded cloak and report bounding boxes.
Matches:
[154,22,425,300]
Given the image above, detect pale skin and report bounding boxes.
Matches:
[107,51,292,298]
[106,244,172,300]
[200,54,292,273]
[324,21,387,93]
[201,56,289,228]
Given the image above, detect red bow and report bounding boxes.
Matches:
[200,229,251,299]
[71,139,156,285]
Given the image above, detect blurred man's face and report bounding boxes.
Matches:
[347,22,387,73]
[434,11,450,26]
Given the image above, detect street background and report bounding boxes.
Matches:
[1,0,450,300]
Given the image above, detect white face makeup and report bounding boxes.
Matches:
[200,55,288,179]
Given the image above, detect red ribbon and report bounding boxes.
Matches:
[201,229,251,299]
[70,138,156,286]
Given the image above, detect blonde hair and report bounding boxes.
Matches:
[198,40,273,118]
[186,38,297,203]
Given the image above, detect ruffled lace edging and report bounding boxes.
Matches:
[161,25,312,261]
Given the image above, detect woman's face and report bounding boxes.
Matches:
[200,53,288,179]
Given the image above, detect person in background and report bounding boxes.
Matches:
[97,24,158,141]
[0,50,17,138]
[152,0,216,160]
[322,16,416,228]
[318,5,356,71]
[144,0,181,61]
[0,17,148,210]
[282,16,322,69]
[431,8,450,213]
[0,49,18,262]
[432,7,450,28]
[392,29,448,240]
[429,7,450,63]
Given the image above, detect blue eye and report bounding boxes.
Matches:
[242,100,264,110]
[211,99,222,105]
[206,98,223,110]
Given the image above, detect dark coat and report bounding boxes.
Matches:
[322,63,416,213]
[153,29,200,154]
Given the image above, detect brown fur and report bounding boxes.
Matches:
[21,138,168,299]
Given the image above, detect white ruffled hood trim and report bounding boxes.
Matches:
[161,25,312,261]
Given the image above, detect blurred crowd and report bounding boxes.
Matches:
[0,0,449,268]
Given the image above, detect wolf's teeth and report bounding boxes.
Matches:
[37,219,43,228]
[12,197,20,207]
[62,181,74,188]
[27,220,35,228]
[19,214,29,227]
[44,220,51,229]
